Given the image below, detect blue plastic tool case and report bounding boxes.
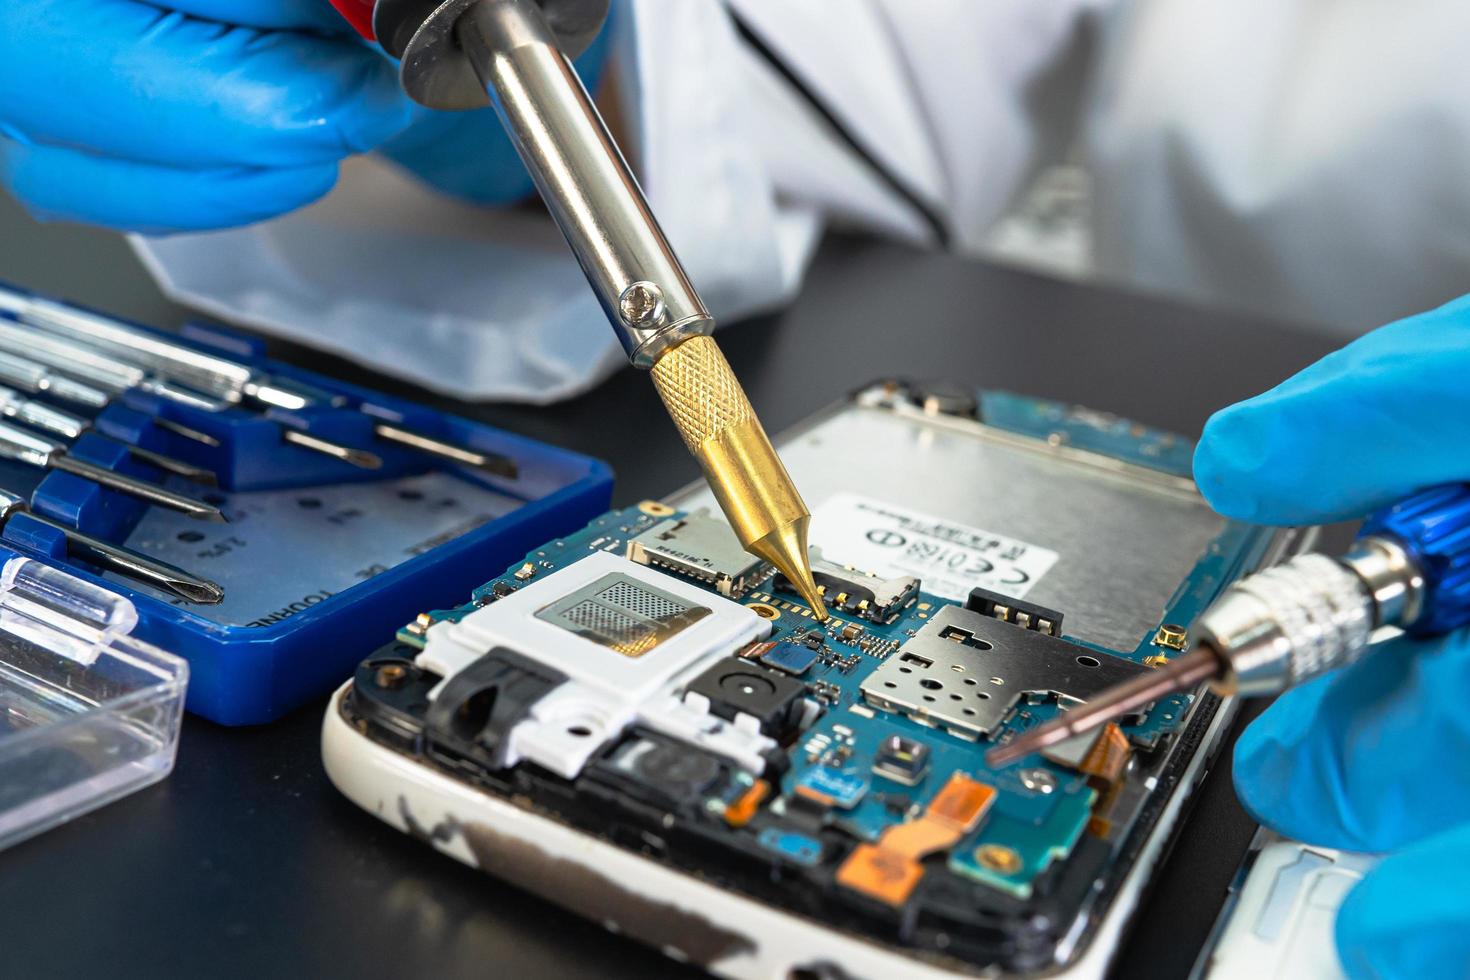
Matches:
[0,286,612,724]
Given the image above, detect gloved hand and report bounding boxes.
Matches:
[1193,295,1470,979]
[0,0,418,232]
[0,0,613,233]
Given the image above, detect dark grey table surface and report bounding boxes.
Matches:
[0,196,1344,980]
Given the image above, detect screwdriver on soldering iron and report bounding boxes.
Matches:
[325,0,827,616]
[988,483,1470,767]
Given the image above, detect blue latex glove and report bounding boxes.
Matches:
[0,0,417,232]
[0,0,614,232]
[1193,296,1470,979]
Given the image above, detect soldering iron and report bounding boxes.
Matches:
[325,0,827,617]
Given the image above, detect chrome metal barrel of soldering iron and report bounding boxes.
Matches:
[450,0,712,365]
[380,0,826,612]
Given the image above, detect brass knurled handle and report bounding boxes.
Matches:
[649,336,754,452]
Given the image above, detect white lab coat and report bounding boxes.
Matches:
[133,0,1470,402]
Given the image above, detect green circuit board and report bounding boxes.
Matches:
[395,496,1253,898]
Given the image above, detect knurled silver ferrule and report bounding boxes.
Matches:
[1197,553,1373,697]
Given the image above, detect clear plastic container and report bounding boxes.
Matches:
[0,557,186,851]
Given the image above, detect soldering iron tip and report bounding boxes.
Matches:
[749,516,828,622]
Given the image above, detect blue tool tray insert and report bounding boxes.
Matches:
[0,287,612,724]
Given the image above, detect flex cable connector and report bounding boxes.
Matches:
[650,337,825,620]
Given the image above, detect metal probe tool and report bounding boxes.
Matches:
[1,291,517,476]
[0,488,223,604]
[0,384,218,486]
[0,320,382,469]
[327,0,826,615]
[0,420,227,522]
[988,483,1470,767]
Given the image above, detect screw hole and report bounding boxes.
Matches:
[963,678,978,686]
[884,682,897,689]
[919,678,943,691]
[1076,655,1101,668]
[176,530,204,543]
[922,695,936,703]
[898,667,912,674]
[977,692,991,700]
[567,725,593,738]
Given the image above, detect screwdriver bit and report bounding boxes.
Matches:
[0,384,217,486]
[0,420,226,522]
[0,489,223,604]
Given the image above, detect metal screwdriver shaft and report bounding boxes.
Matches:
[0,489,222,604]
[0,420,226,522]
[0,321,380,468]
[989,484,1470,767]
[986,647,1219,767]
[0,384,218,485]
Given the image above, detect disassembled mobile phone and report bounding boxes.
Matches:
[323,381,1299,977]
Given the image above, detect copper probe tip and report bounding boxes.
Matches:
[984,645,1222,767]
[748,517,827,622]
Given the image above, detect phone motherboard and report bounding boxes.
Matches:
[334,386,1285,975]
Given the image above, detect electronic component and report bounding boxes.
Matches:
[965,586,1064,637]
[685,656,808,738]
[592,733,729,810]
[626,510,769,597]
[534,572,709,657]
[859,605,1147,740]
[1152,622,1188,650]
[774,555,919,623]
[836,773,996,906]
[1042,723,1132,791]
[756,828,824,867]
[795,766,869,810]
[417,552,771,777]
[871,735,930,786]
[758,643,820,676]
[424,646,569,770]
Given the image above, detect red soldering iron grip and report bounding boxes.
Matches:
[328,0,376,39]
